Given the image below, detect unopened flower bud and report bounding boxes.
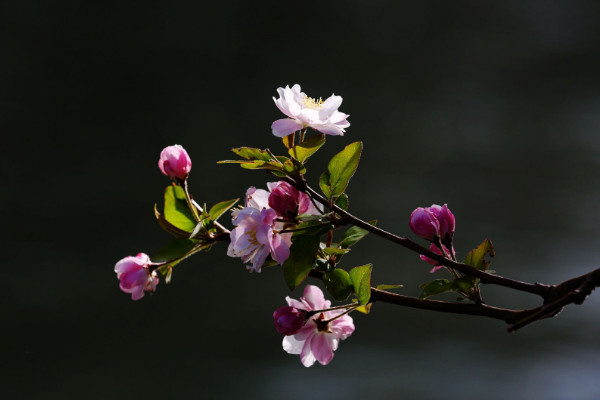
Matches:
[409,207,440,241]
[114,253,159,300]
[429,204,455,241]
[273,306,307,335]
[268,182,301,218]
[158,144,192,182]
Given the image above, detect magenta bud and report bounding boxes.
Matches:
[273,306,307,335]
[158,144,192,182]
[429,204,455,240]
[409,207,440,241]
[268,182,301,218]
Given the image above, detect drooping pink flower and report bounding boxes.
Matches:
[268,181,320,218]
[420,243,456,273]
[281,285,355,367]
[273,306,307,335]
[158,144,192,182]
[114,253,159,300]
[428,204,455,241]
[271,84,350,137]
[227,207,291,273]
[409,207,440,241]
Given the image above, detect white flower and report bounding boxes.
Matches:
[271,84,350,137]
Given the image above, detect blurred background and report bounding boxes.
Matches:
[4,1,600,399]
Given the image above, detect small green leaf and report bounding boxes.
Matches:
[291,220,333,238]
[208,198,239,222]
[376,284,403,291]
[419,279,453,300]
[355,303,372,314]
[339,220,377,248]
[464,239,495,271]
[152,238,198,264]
[283,235,320,290]
[231,147,274,161]
[323,247,350,256]
[334,193,349,210]
[290,134,326,163]
[164,185,197,232]
[297,213,330,222]
[319,141,363,199]
[323,269,353,301]
[349,264,372,305]
[452,276,478,292]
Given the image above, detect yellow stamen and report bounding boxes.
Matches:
[302,96,324,110]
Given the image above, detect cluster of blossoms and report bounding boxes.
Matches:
[409,204,456,272]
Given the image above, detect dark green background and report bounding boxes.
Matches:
[4,1,600,399]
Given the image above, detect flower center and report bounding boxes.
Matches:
[314,313,331,332]
[302,96,324,110]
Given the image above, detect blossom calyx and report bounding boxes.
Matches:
[158,144,192,182]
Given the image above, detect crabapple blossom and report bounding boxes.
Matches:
[428,204,455,241]
[227,206,291,273]
[280,285,355,367]
[420,243,456,273]
[273,306,307,335]
[114,253,159,300]
[271,84,350,137]
[409,207,440,241]
[268,181,320,218]
[158,144,192,182]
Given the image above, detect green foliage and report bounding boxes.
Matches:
[375,284,403,291]
[283,235,320,290]
[334,193,349,210]
[419,279,453,300]
[289,134,326,163]
[323,269,353,301]
[349,264,372,305]
[163,185,197,232]
[338,220,377,248]
[208,198,239,222]
[291,220,334,238]
[231,147,274,161]
[319,141,363,199]
[152,238,198,264]
[464,239,495,271]
[322,247,351,256]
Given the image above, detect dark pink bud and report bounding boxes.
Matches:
[428,204,455,240]
[268,182,301,218]
[158,145,192,182]
[273,306,307,335]
[409,207,440,241]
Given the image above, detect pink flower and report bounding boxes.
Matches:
[273,306,307,335]
[428,204,455,241]
[420,243,456,273]
[281,285,355,367]
[227,207,291,273]
[409,207,440,241]
[271,84,350,137]
[114,253,159,300]
[268,181,319,218]
[158,144,192,182]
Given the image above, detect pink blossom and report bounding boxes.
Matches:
[158,144,192,182]
[271,84,350,137]
[227,207,291,273]
[409,207,440,241]
[114,253,159,300]
[428,204,455,241]
[420,243,456,273]
[281,285,355,367]
[273,306,307,335]
[268,181,319,218]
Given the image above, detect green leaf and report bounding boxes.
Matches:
[208,198,239,222]
[349,264,372,305]
[319,141,363,198]
[297,213,330,222]
[339,220,377,248]
[375,284,403,291]
[164,185,197,232]
[283,235,320,290]
[452,276,478,291]
[464,239,495,271]
[323,269,353,301]
[289,134,326,163]
[152,238,198,264]
[323,247,350,256]
[291,220,334,238]
[419,279,453,300]
[355,303,372,314]
[334,193,349,210]
[231,147,274,161]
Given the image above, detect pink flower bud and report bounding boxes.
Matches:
[409,207,440,241]
[268,182,301,217]
[273,306,307,335]
[114,253,159,300]
[420,243,455,273]
[428,204,455,241]
[158,145,192,182]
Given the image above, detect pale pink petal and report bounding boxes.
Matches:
[270,233,290,265]
[297,108,321,125]
[271,118,304,137]
[318,95,343,119]
[300,336,317,367]
[294,321,317,340]
[286,296,306,310]
[328,111,350,125]
[282,335,304,355]
[311,333,335,365]
[302,285,328,310]
[310,123,345,136]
